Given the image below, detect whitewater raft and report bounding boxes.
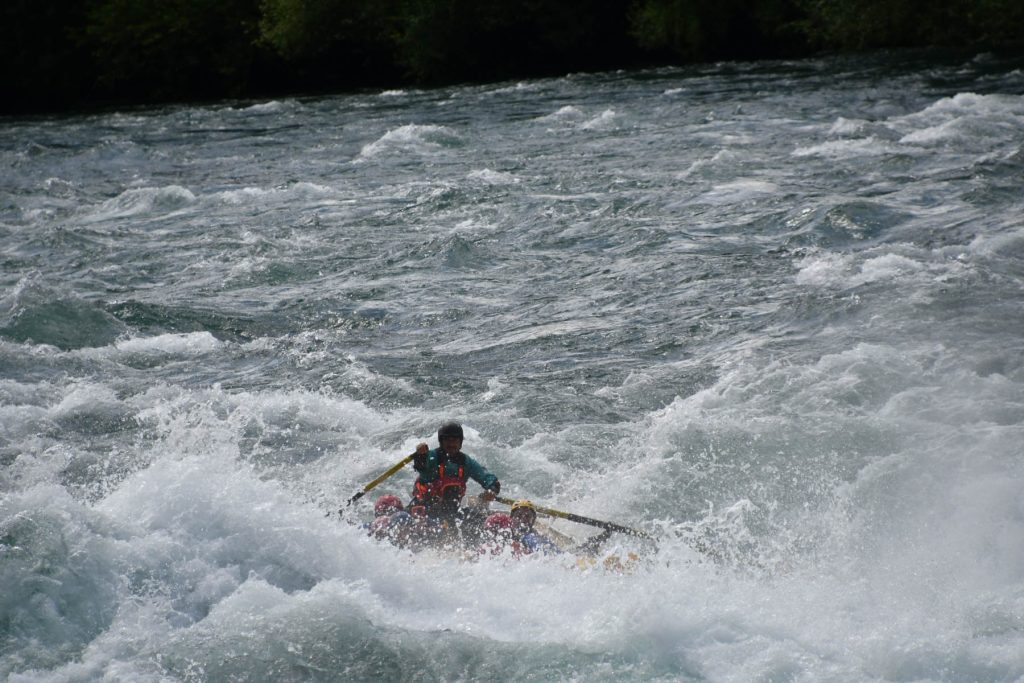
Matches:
[359,495,650,573]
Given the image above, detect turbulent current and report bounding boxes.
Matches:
[2,51,1024,681]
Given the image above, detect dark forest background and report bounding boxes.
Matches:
[3,0,1023,114]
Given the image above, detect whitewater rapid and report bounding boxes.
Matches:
[3,51,1024,681]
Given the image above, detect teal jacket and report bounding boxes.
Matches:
[413,447,500,495]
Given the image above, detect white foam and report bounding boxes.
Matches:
[679,149,742,177]
[888,92,1024,148]
[967,225,1024,257]
[792,137,896,158]
[794,252,853,286]
[288,181,337,197]
[537,105,585,122]
[42,177,77,196]
[856,252,925,282]
[52,382,120,419]
[241,100,293,114]
[7,351,1024,681]
[0,403,49,449]
[113,332,222,356]
[216,187,272,204]
[700,179,779,203]
[905,92,1023,120]
[82,186,196,223]
[483,81,540,96]
[480,377,507,402]
[466,168,520,185]
[828,116,868,136]
[213,182,342,208]
[355,124,462,161]
[795,245,969,292]
[581,109,618,130]
[899,118,961,144]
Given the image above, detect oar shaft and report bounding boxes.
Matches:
[496,496,652,540]
[343,454,413,509]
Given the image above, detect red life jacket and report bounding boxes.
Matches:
[412,457,467,506]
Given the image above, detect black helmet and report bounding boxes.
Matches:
[437,421,464,441]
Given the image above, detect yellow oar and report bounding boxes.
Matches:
[339,454,413,516]
[495,496,654,540]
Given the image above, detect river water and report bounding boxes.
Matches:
[2,51,1024,681]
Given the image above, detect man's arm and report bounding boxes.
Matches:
[463,454,500,496]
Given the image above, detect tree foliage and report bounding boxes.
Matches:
[0,0,98,111]
[2,0,1022,113]
[630,0,807,61]
[258,0,401,87]
[85,0,264,102]
[795,0,1024,50]
[392,0,636,83]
